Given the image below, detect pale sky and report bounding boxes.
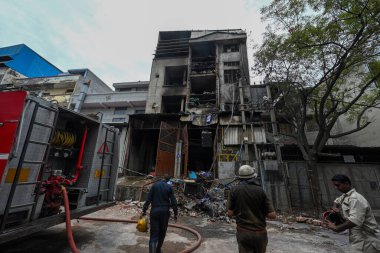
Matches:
[0,0,269,88]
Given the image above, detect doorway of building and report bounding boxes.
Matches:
[187,127,215,176]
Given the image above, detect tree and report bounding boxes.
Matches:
[253,0,380,209]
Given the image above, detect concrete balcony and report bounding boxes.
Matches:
[77,91,148,108]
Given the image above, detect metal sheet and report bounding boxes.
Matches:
[0,95,57,216]
[82,125,119,202]
[263,160,278,171]
[252,127,266,144]
[155,122,178,176]
[223,126,266,145]
[218,161,236,179]
[223,127,252,145]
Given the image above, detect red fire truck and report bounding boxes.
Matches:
[0,90,119,244]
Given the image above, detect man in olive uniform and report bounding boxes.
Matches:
[227,165,276,253]
[326,174,380,252]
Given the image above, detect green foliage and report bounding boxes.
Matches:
[254,0,380,154]
[368,61,380,83]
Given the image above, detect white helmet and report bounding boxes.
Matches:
[238,165,257,179]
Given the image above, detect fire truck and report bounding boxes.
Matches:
[0,90,119,244]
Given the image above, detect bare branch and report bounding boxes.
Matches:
[318,25,366,124]
[297,41,348,51]
[333,71,380,118]
[330,121,371,138]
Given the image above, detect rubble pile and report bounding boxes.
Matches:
[114,177,327,229]
[198,187,226,218]
[275,213,324,228]
[171,177,239,222]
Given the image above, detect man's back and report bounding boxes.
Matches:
[141,179,178,253]
[151,181,172,206]
[143,180,177,211]
[228,180,274,231]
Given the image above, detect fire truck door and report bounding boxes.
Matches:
[0,91,28,182]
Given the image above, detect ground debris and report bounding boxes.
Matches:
[172,179,231,221]
[120,176,328,227]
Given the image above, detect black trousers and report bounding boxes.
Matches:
[149,207,170,253]
[236,228,268,253]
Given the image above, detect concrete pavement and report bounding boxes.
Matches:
[1,204,351,253]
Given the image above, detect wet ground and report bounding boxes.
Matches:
[1,203,352,253]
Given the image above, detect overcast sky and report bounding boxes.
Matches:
[0,0,269,88]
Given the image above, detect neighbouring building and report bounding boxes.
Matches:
[10,74,148,173]
[73,80,149,170]
[0,44,62,86]
[0,44,149,173]
[250,82,380,212]
[0,44,62,79]
[76,80,149,124]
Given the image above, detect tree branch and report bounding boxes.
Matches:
[334,71,380,118]
[317,24,367,123]
[330,121,371,138]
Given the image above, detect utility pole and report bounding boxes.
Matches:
[238,79,249,164]
[265,80,292,212]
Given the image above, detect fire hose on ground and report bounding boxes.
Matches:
[61,186,80,253]
[61,187,202,253]
[79,217,202,253]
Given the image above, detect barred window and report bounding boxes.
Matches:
[135,109,145,114]
[224,61,240,67]
[112,117,126,122]
[224,69,240,83]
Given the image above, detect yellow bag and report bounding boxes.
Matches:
[136,217,148,232]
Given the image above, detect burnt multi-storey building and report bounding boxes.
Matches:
[125,30,258,179]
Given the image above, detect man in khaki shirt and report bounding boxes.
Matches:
[326,174,380,253]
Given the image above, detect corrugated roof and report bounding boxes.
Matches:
[0,44,62,78]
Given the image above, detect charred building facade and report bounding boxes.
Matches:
[125,30,256,179]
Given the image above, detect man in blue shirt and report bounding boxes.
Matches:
[141,176,178,253]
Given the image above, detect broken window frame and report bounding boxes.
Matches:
[164,66,187,86]
[189,75,217,108]
[223,44,239,53]
[224,69,241,84]
[162,96,185,113]
[191,56,216,75]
